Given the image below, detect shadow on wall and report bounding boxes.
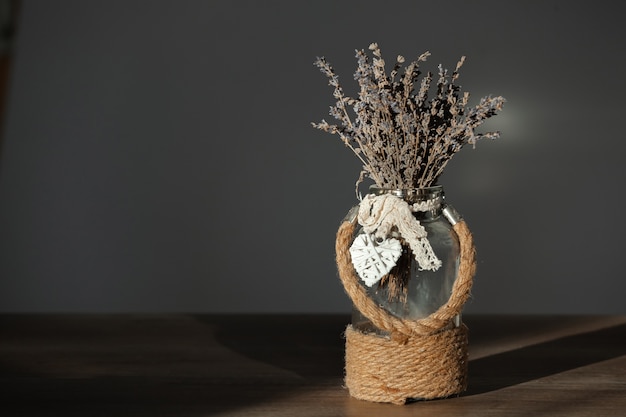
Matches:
[0,0,19,156]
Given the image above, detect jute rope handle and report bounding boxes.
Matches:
[336,209,476,341]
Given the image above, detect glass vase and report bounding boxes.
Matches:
[351,185,461,335]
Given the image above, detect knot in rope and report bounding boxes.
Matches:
[357,193,442,272]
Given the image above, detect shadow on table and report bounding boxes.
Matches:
[210,314,348,380]
[195,314,350,414]
[465,322,626,396]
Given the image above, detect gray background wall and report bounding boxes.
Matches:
[0,0,624,314]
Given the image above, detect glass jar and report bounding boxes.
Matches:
[351,186,461,335]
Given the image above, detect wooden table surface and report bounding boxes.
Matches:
[1,314,625,416]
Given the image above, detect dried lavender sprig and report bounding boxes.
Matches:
[312,44,505,194]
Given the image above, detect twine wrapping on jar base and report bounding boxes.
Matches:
[345,323,468,404]
[335,212,477,405]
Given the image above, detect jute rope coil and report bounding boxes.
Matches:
[344,324,469,404]
[335,212,477,404]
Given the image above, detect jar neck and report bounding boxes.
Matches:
[369,185,444,221]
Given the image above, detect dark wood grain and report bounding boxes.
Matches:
[1,314,625,416]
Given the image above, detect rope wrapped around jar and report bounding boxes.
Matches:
[335,202,476,404]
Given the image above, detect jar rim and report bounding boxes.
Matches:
[368,185,444,200]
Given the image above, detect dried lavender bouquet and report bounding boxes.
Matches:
[313,43,505,195]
